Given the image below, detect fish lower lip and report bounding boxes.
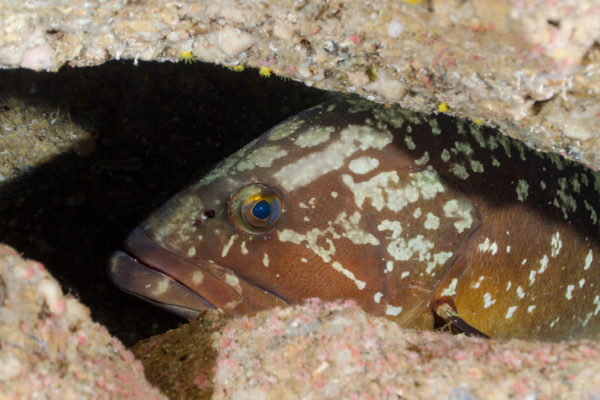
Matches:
[109,228,288,316]
[108,249,216,318]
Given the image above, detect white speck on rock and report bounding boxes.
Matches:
[387,20,404,38]
[21,43,57,71]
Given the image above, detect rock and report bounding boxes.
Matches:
[137,299,600,399]
[210,299,600,399]
[0,1,598,168]
[131,312,227,400]
[0,244,165,399]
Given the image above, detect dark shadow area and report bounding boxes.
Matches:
[0,61,329,345]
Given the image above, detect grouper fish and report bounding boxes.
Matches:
[108,97,600,340]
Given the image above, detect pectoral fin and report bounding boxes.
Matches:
[431,296,490,338]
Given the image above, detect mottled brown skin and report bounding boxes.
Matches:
[109,98,600,340]
[400,115,600,339]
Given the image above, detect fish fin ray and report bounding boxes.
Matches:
[431,296,490,338]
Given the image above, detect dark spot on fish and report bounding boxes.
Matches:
[203,210,215,219]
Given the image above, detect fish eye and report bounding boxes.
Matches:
[228,183,282,234]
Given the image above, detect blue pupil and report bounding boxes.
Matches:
[252,200,272,220]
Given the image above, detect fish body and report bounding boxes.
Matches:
[109,97,600,340]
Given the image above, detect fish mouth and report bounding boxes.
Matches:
[108,228,287,319]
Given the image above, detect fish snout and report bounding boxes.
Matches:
[107,249,215,319]
[108,228,287,318]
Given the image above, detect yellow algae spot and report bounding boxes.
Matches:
[438,102,448,113]
[226,65,245,72]
[405,0,422,4]
[259,67,272,77]
[178,51,197,64]
[366,67,378,81]
[473,118,483,125]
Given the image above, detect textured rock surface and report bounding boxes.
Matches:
[1,2,600,398]
[132,299,600,399]
[0,244,165,399]
[211,299,600,400]
[132,312,227,400]
[0,95,95,183]
[0,0,599,168]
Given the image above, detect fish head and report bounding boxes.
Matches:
[108,98,480,324]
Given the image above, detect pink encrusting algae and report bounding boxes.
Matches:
[0,244,165,399]
[211,299,600,399]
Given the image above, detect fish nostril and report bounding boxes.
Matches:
[194,210,216,226]
[203,210,215,219]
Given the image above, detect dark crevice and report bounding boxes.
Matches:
[531,96,554,116]
[0,61,329,345]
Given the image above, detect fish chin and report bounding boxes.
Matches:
[108,228,287,318]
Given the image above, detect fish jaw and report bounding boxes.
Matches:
[107,227,288,317]
[108,250,212,319]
